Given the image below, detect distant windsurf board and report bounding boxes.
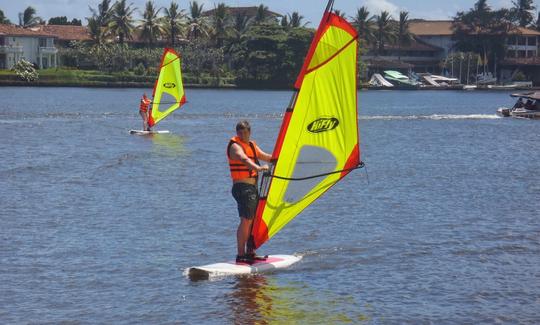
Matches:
[186,254,301,280]
[129,130,170,135]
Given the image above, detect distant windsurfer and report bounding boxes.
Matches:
[139,93,152,131]
[227,120,272,264]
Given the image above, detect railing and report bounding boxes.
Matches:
[0,45,23,53]
[38,46,58,54]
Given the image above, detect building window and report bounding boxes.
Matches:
[528,37,537,46]
[518,37,527,46]
[39,38,47,47]
[508,36,517,45]
[507,50,516,58]
[518,50,526,58]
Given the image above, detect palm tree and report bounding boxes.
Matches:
[374,11,395,55]
[108,0,136,44]
[333,10,346,19]
[396,11,413,61]
[139,1,164,47]
[187,1,210,40]
[253,4,272,25]
[211,3,231,47]
[288,12,308,28]
[351,7,375,46]
[89,0,113,27]
[511,0,536,27]
[232,12,251,42]
[18,6,42,27]
[0,10,11,24]
[162,1,185,46]
[280,15,288,27]
[87,16,105,45]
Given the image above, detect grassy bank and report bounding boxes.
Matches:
[0,68,236,88]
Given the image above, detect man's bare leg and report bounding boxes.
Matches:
[237,217,253,256]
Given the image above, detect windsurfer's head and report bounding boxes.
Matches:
[236,120,251,142]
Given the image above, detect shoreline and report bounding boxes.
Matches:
[1,79,538,91]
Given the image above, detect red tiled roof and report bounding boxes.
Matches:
[410,20,540,36]
[39,25,91,41]
[0,24,56,38]
[409,21,453,36]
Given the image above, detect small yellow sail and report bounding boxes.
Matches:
[148,48,186,127]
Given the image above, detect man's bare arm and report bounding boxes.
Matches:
[230,143,267,171]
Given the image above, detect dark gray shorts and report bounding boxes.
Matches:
[232,183,258,219]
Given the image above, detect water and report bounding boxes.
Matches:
[1,87,539,324]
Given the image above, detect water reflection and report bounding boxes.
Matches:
[229,275,272,325]
[226,275,372,324]
[148,133,188,156]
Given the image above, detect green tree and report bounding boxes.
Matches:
[89,0,113,27]
[351,7,375,46]
[253,4,276,25]
[333,10,346,19]
[162,1,185,46]
[374,11,395,55]
[211,3,231,47]
[511,0,536,27]
[187,1,210,40]
[139,1,164,47]
[108,0,136,44]
[87,17,106,45]
[18,6,42,27]
[287,12,308,28]
[48,16,81,25]
[452,0,515,74]
[280,15,288,27]
[0,9,11,24]
[396,11,413,61]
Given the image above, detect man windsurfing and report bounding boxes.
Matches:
[139,93,152,131]
[227,120,271,264]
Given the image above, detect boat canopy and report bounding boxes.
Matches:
[510,92,540,100]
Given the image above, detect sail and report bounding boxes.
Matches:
[148,48,186,127]
[250,7,361,249]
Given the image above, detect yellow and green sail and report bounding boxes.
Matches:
[148,48,186,127]
[251,6,361,249]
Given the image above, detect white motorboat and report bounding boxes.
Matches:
[497,92,540,119]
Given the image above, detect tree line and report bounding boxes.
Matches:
[1,0,539,87]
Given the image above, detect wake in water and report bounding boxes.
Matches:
[362,114,501,120]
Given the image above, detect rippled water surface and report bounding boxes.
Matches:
[1,87,539,324]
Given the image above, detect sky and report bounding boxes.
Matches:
[1,0,537,26]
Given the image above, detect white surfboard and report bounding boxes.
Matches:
[129,130,170,135]
[186,254,302,280]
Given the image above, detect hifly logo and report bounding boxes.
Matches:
[163,82,176,88]
[307,117,339,133]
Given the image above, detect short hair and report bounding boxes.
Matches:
[236,120,251,132]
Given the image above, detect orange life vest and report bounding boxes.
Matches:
[227,136,262,180]
[139,97,151,113]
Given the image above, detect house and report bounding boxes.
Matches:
[37,25,91,46]
[362,38,443,73]
[409,20,540,59]
[0,24,58,69]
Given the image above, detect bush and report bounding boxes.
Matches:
[133,62,146,76]
[13,59,39,82]
[513,70,526,81]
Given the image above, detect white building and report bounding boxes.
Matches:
[0,24,58,69]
